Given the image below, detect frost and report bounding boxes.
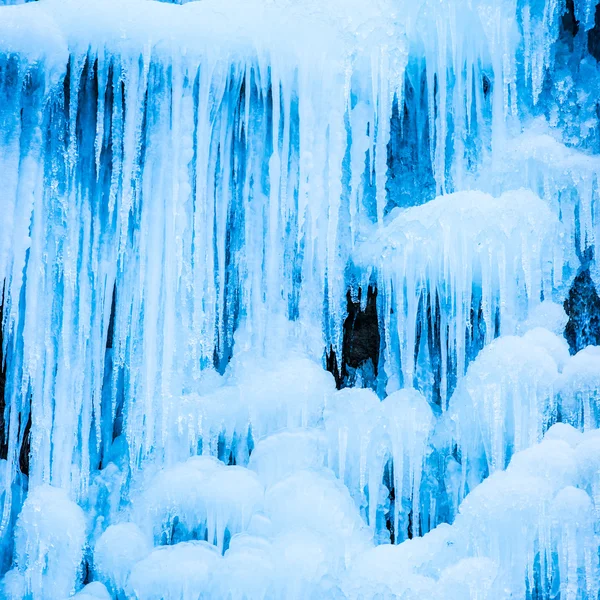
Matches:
[94,523,151,596]
[357,190,559,402]
[127,541,220,600]
[1,0,600,598]
[13,486,86,600]
[558,346,600,430]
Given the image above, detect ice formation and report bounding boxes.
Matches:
[1,0,600,598]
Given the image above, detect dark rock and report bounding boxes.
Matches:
[588,1,600,61]
[0,290,31,475]
[0,290,6,461]
[19,413,31,477]
[327,286,380,389]
[564,258,600,353]
[325,347,342,389]
[561,0,580,41]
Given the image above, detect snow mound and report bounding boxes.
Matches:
[14,485,86,600]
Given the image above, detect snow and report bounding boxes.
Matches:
[94,523,151,596]
[1,0,600,598]
[357,189,559,402]
[450,329,561,498]
[13,485,86,600]
[558,346,600,430]
[69,583,112,600]
[127,541,220,600]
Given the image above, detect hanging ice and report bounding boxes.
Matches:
[1,0,600,598]
[356,189,560,402]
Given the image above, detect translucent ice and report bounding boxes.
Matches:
[94,523,151,596]
[558,346,600,430]
[450,330,561,496]
[1,0,599,598]
[357,190,559,402]
[68,583,112,600]
[13,485,86,600]
[127,541,220,600]
[132,456,264,552]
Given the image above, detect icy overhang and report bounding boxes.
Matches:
[0,0,408,77]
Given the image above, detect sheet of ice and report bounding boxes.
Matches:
[209,534,275,600]
[336,430,599,598]
[519,300,569,336]
[551,486,599,600]
[324,389,384,525]
[492,122,600,272]
[0,0,576,511]
[381,389,434,541]
[543,422,585,447]
[0,569,26,600]
[210,527,358,599]
[449,434,597,598]
[248,428,327,488]
[436,558,498,599]
[0,0,404,502]
[161,356,335,467]
[521,326,571,371]
[574,433,600,524]
[264,469,372,554]
[68,582,112,600]
[132,456,264,552]
[343,525,460,597]
[323,387,436,543]
[0,0,599,598]
[0,3,67,69]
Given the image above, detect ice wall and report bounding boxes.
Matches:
[1,0,600,598]
[0,0,408,498]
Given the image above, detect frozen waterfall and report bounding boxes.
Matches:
[1,0,600,597]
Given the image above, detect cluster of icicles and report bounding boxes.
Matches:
[5,334,600,600]
[1,0,600,598]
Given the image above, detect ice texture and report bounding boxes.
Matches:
[13,486,86,600]
[1,0,600,598]
[356,189,559,403]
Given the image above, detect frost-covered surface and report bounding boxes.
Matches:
[357,189,560,401]
[1,0,600,598]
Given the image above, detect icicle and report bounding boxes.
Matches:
[355,189,558,403]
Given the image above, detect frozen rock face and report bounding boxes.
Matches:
[1,0,600,599]
[564,265,600,353]
[333,286,381,391]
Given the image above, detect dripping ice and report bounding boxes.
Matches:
[1,0,600,598]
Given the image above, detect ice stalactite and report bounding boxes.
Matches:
[0,0,407,501]
[356,189,560,403]
[493,123,600,274]
[1,0,600,598]
[558,345,600,430]
[449,329,565,499]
